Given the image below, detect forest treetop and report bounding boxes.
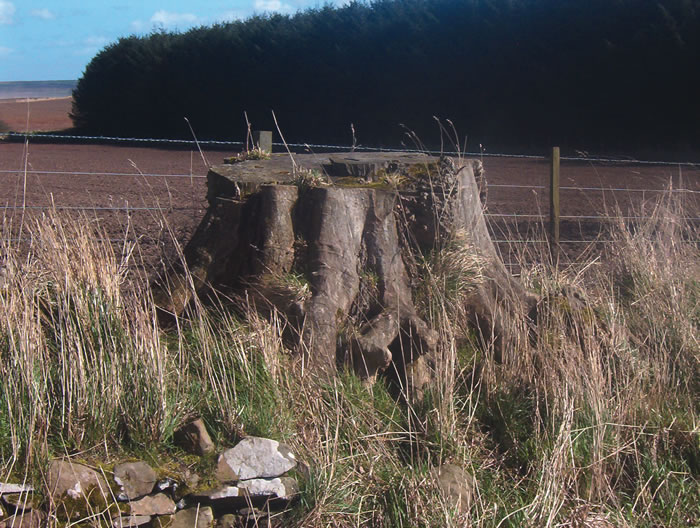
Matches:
[71,0,700,156]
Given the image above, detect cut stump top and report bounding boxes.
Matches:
[207,152,441,203]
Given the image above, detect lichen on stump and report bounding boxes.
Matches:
[154,152,534,386]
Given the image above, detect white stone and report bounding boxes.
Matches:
[216,437,296,481]
[0,484,33,495]
[206,486,241,499]
[112,515,152,528]
[238,477,298,499]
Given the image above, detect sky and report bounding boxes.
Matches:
[0,0,347,82]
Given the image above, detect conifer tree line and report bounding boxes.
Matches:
[71,0,700,154]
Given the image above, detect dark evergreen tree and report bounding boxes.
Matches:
[71,0,700,155]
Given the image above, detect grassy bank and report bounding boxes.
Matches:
[0,196,698,526]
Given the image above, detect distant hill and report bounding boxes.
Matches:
[0,80,77,100]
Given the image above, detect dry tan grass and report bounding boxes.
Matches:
[0,190,697,527]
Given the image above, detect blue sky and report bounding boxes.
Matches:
[0,0,346,81]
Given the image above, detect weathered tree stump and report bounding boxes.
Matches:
[154,153,535,383]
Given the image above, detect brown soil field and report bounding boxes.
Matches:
[1,97,698,274]
[0,97,73,132]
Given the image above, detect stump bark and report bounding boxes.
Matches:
[155,153,535,381]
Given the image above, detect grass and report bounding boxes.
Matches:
[0,190,698,527]
[223,146,271,164]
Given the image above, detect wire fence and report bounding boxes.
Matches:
[3,131,700,167]
[2,135,699,259]
[0,169,207,179]
[3,185,697,226]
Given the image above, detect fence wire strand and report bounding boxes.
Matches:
[0,169,207,178]
[3,131,700,167]
[2,134,699,250]
[0,205,199,211]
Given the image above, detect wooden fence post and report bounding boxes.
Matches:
[253,130,273,153]
[549,146,560,250]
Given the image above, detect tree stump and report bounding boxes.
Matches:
[154,153,535,382]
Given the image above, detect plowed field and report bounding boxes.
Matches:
[2,97,698,273]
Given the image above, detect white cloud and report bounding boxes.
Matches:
[0,1,15,25]
[218,10,244,22]
[131,10,202,32]
[130,19,145,31]
[0,45,12,57]
[30,8,55,20]
[254,0,294,14]
[150,10,200,27]
[75,36,111,56]
[85,36,110,47]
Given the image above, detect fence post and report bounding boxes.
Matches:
[549,146,560,250]
[253,130,273,153]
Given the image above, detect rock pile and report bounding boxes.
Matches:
[0,421,300,528]
[1,427,477,526]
